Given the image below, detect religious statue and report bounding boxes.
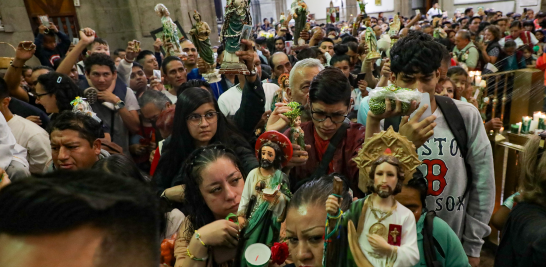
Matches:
[327,1,337,24]
[271,73,289,111]
[237,131,293,266]
[323,127,421,267]
[357,0,367,15]
[189,10,214,69]
[290,0,308,45]
[220,0,252,75]
[154,4,182,57]
[279,12,286,26]
[365,26,381,60]
[284,102,307,157]
[388,15,401,47]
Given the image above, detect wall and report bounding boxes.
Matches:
[441,0,542,16]
[0,0,40,65]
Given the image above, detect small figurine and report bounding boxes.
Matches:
[365,26,381,60]
[70,96,101,123]
[284,102,306,154]
[220,0,252,75]
[324,127,421,267]
[271,74,289,111]
[154,3,182,57]
[279,12,286,26]
[237,131,293,266]
[291,0,308,44]
[357,0,367,15]
[189,10,214,69]
[388,14,401,47]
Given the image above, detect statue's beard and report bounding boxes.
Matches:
[261,159,274,170]
[375,185,393,198]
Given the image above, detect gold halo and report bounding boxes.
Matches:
[353,126,422,193]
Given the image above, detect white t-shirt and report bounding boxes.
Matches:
[427,7,442,16]
[162,90,178,104]
[218,82,279,116]
[7,115,51,173]
[0,112,28,170]
[499,33,539,48]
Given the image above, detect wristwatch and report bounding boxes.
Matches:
[114,100,125,110]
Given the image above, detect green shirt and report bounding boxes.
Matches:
[414,210,470,267]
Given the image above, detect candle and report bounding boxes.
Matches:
[522,116,532,134]
[500,127,504,134]
[479,80,486,88]
[245,243,271,267]
[534,112,543,121]
[539,116,546,130]
[531,120,539,132]
[474,71,482,86]
[517,122,522,134]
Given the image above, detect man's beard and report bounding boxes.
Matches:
[375,184,393,198]
[260,159,274,170]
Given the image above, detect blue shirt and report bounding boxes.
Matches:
[186,68,225,99]
[357,96,371,126]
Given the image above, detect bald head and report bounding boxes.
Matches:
[270,52,292,79]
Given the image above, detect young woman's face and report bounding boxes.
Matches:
[199,157,244,219]
[436,81,455,99]
[333,60,351,78]
[286,203,326,267]
[35,82,59,113]
[186,103,218,147]
[525,25,534,31]
[484,29,494,42]
[536,31,544,41]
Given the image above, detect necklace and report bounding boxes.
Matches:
[367,195,396,240]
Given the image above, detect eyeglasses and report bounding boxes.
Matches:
[35,92,50,100]
[186,112,219,126]
[310,105,348,123]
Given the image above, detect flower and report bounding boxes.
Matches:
[271,242,289,265]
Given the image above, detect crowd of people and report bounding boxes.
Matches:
[1,3,546,267]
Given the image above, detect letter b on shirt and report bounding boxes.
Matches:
[422,159,448,196]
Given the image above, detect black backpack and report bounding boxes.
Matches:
[384,95,472,200]
[422,211,445,267]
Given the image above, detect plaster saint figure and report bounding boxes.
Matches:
[290,0,308,45]
[284,102,306,155]
[220,0,252,74]
[357,0,367,15]
[323,127,421,267]
[237,131,292,266]
[365,26,381,60]
[189,10,214,68]
[155,4,182,56]
[388,15,401,47]
[271,73,289,111]
[327,1,337,24]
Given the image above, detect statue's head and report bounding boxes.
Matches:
[259,141,283,170]
[154,4,170,17]
[330,1,334,7]
[367,152,404,198]
[193,11,201,21]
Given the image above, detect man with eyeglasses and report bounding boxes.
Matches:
[283,67,366,197]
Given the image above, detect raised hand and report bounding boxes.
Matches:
[79,28,96,45]
[153,38,163,52]
[398,104,437,148]
[48,22,59,33]
[15,41,36,62]
[125,40,141,62]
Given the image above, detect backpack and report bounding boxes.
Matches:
[456,44,485,71]
[422,211,445,267]
[384,96,472,200]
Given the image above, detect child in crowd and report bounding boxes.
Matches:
[34,23,71,68]
[503,40,526,70]
[521,45,537,66]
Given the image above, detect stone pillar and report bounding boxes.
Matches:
[397,0,413,17]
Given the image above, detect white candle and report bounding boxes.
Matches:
[475,75,482,86]
[534,112,543,121]
[531,120,539,132]
[479,80,486,88]
[517,122,522,134]
[500,127,504,134]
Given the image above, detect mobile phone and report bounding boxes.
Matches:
[353,73,366,88]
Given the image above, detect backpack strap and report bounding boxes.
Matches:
[294,122,349,190]
[423,211,445,267]
[434,95,472,200]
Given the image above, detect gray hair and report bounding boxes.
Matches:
[289,58,324,90]
[457,29,471,41]
[137,90,171,110]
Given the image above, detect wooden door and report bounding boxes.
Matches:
[23,0,80,40]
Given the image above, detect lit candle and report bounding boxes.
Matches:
[500,127,504,134]
[522,116,532,134]
[534,111,543,121]
[539,115,546,130]
[531,120,539,132]
[475,71,482,86]
[479,80,486,88]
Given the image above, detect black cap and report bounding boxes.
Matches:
[537,11,546,18]
[432,14,442,19]
[514,13,522,18]
[506,12,514,17]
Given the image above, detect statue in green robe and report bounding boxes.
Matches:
[220,0,252,74]
[155,4,182,57]
[189,10,214,67]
